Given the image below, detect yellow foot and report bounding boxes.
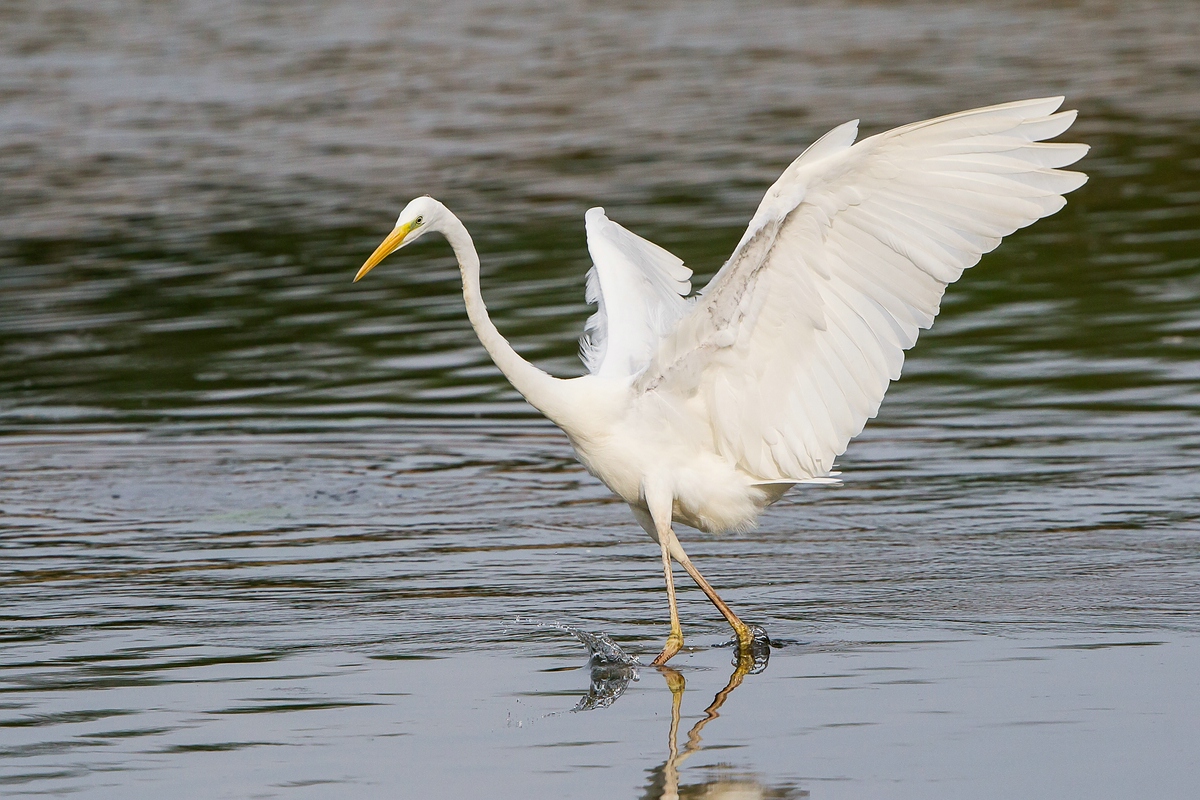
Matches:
[730,621,754,658]
[728,622,771,674]
[651,632,684,666]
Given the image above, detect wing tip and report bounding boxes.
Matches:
[1051,107,1079,126]
[1039,95,1066,112]
[996,95,1066,115]
[1062,168,1089,192]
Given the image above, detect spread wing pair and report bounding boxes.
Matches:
[580,97,1088,481]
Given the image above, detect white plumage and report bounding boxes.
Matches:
[354,97,1088,664]
[580,206,693,378]
[589,97,1086,485]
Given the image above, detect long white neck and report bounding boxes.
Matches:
[438,210,574,425]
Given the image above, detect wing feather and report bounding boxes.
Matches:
[637,97,1088,480]
[580,208,693,378]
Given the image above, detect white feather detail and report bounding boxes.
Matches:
[580,207,693,378]
[634,97,1089,481]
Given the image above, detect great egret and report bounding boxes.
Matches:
[354,97,1087,665]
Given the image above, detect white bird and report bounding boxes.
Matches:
[354,97,1088,665]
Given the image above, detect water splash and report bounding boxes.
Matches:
[530,620,641,666]
[537,622,641,711]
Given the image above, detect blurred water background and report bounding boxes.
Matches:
[2,1,1199,797]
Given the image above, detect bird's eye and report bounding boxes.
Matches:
[414,216,424,226]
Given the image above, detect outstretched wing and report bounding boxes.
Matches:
[580,207,694,378]
[639,97,1089,480]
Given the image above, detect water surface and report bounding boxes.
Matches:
[2,1,1200,797]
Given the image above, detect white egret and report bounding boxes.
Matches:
[354,97,1087,665]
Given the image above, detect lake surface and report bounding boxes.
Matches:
[2,1,1199,797]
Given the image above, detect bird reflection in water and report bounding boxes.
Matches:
[641,638,802,800]
[563,625,801,798]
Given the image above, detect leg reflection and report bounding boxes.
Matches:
[643,652,761,800]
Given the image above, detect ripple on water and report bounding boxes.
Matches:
[2,0,1200,796]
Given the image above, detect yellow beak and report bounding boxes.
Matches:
[354,221,415,282]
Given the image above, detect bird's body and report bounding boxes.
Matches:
[555,376,793,534]
[354,97,1088,664]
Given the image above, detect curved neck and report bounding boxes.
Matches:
[439,212,568,422]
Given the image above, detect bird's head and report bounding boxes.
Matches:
[354,196,446,282]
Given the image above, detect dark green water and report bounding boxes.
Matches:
[2,1,1199,797]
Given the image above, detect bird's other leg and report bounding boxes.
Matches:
[663,532,755,663]
[638,485,684,666]
[652,536,685,665]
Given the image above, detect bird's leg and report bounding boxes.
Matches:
[663,530,755,662]
[642,480,686,666]
[651,537,684,666]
